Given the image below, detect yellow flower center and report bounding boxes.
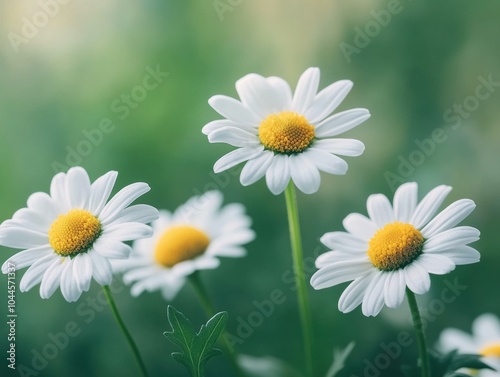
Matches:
[154,226,210,268]
[258,111,315,154]
[48,209,101,256]
[367,222,424,271]
[480,343,500,358]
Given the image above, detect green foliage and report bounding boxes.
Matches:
[401,350,494,377]
[164,306,228,377]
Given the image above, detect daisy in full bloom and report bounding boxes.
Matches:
[202,67,370,195]
[310,182,480,317]
[0,167,159,302]
[438,313,500,376]
[112,191,255,300]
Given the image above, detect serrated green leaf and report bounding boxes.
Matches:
[164,306,228,377]
[447,353,495,372]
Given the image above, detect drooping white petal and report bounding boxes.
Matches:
[416,254,455,275]
[213,146,264,173]
[310,260,373,290]
[130,273,167,297]
[289,154,321,194]
[1,245,53,272]
[384,270,406,308]
[421,199,476,239]
[208,126,260,147]
[93,238,132,259]
[366,193,394,227]
[265,154,290,195]
[303,148,348,175]
[88,171,118,215]
[240,151,274,186]
[99,182,150,224]
[39,259,65,299]
[314,109,370,138]
[60,259,81,302]
[313,139,365,156]
[160,277,186,301]
[73,252,93,292]
[292,67,320,114]
[66,167,91,209]
[410,185,452,229]
[362,272,387,317]
[424,226,480,252]
[305,80,354,124]
[320,232,367,252]
[20,254,58,292]
[338,271,375,313]
[342,213,377,242]
[404,262,431,294]
[393,182,418,223]
[89,250,113,285]
[208,95,260,127]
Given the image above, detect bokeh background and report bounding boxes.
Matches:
[1,0,499,376]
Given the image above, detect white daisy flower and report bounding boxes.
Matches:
[438,313,500,376]
[310,182,480,317]
[202,67,370,195]
[0,167,159,302]
[113,191,255,300]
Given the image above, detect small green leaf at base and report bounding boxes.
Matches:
[164,305,228,377]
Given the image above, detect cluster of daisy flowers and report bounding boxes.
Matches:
[0,67,490,377]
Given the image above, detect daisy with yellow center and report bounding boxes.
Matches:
[0,167,159,302]
[113,191,255,300]
[439,314,500,377]
[311,182,480,317]
[202,67,370,195]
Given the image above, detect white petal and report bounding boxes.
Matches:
[208,126,259,147]
[161,278,186,301]
[208,95,260,127]
[424,226,480,252]
[265,155,290,195]
[194,257,221,269]
[338,271,374,313]
[266,76,292,109]
[292,67,320,114]
[384,270,406,308]
[202,119,256,135]
[20,254,58,292]
[73,253,93,292]
[93,239,132,259]
[99,182,150,224]
[88,171,118,215]
[130,274,165,297]
[366,194,394,227]
[314,109,370,138]
[213,146,264,173]
[12,208,51,233]
[393,182,418,223]
[362,273,387,317]
[303,148,348,175]
[305,80,354,124]
[240,151,274,186]
[314,251,337,268]
[0,226,48,249]
[416,254,455,275]
[404,262,431,295]
[50,172,69,212]
[289,154,321,194]
[102,222,152,242]
[236,73,288,117]
[40,259,65,299]
[60,259,82,302]
[438,329,475,353]
[313,139,365,156]
[1,245,53,272]
[26,192,59,224]
[473,314,500,344]
[421,199,476,239]
[320,232,367,252]
[66,167,91,209]
[123,266,160,283]
[410,185,452,229]
[112,205,159,225]
[342,213,377,242]
[427,245,480,265]
[89,250,113,285]
[310,260,373,290]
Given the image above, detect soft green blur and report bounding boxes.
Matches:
[1,1,499,376]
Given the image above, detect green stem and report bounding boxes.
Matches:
[188,271,246,377]
[284,182,314,377]
[406,289,430,377]
[102,285,149,377]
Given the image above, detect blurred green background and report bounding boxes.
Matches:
[1,0,499,376]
